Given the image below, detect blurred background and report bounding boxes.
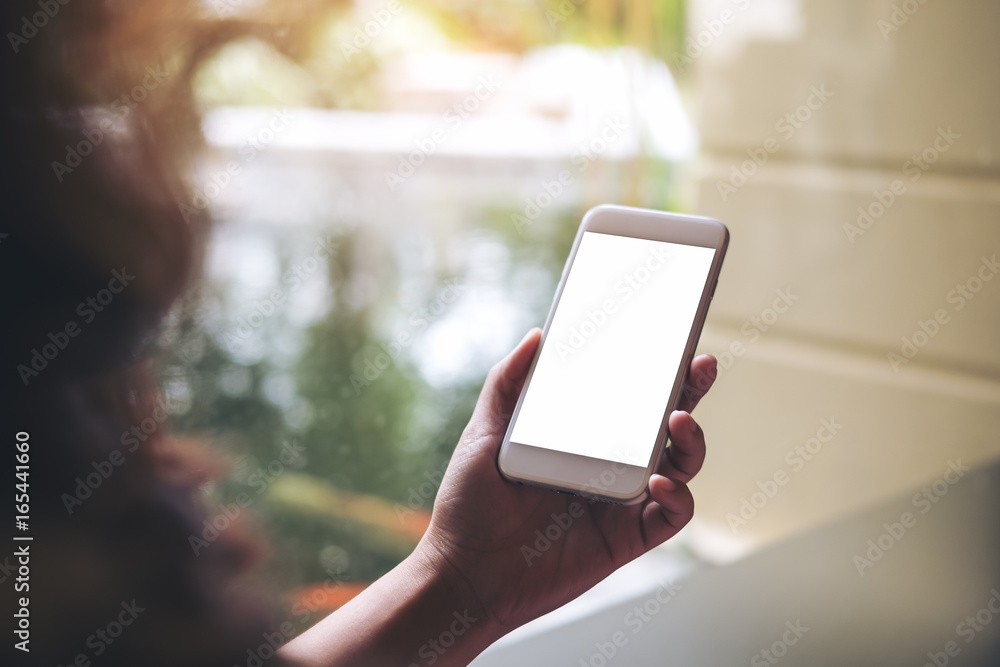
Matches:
[159,0,1000,662]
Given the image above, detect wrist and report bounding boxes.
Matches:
[408,537,506,655]
[281,540,505,667]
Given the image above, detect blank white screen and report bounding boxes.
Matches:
[510,232,715,466]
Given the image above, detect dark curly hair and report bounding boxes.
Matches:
[0,2,307,664]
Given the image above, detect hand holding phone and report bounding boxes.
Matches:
[398,205,724,644]
[412,322,718,641]
[498,205,728,503]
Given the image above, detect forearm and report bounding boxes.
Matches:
[279,543,502,667]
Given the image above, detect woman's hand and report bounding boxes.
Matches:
[417,327,717,634]
[282,329,717,667]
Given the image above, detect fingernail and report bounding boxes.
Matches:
[688,413,697,432]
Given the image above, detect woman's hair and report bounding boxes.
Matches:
[1,2,297,664]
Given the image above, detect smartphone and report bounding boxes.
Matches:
[498,204,728,504]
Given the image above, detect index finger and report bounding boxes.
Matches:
[677,354,717,414]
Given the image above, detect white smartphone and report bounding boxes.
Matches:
[498,205,728,504]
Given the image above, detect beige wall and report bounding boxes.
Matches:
[687,0,1000,550]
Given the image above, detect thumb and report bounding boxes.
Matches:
[473,328,541,434]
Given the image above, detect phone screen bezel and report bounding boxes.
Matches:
[497,204,729,504]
